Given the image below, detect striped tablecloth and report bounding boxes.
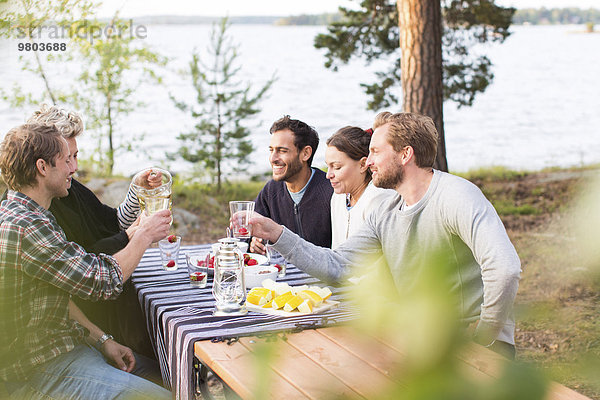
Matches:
[131,244,358,400]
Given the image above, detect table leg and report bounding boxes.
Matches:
[193,357,241,400]
[193,357,212,400]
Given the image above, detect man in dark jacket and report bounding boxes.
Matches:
[250,116,333,253]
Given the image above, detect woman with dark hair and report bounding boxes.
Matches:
[325,126,396,249]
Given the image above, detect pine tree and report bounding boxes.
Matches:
[171,18,275,191]
[314,0,515,171]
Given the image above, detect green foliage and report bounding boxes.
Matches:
[585,22,594,33]
[170,17,275,191]
[66,15,167,176]
[172,178,263,239]
[457,166,528,182]
[0,2,166,177]
[494,201,539,216]
[314,0,515,110]
[513,8,600,25]
[274,13,341,26]
[0,0,96,106]
[247,248,550,399]
[172,178,263,209]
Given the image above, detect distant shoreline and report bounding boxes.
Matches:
[119,8,600,27]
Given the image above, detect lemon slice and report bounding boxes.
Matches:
[311,286,332,300]
[290,284,308,295]
[299,290,323,307]
[272,293,294,309]
[273,282,292,297]
[248,287,273,301]
[283,294,304,312]
[246,292,268,306]
[262,300,273,308]
[297,299,313,313]
[262,279,277,291]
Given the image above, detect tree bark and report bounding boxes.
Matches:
[398,0,448,171]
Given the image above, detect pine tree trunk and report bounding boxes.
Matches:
[398,0,448,172]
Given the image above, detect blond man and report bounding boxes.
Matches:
[0,123,171,398]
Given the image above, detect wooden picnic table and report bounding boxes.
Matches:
[194,325,591,400]
[130,245,591,400]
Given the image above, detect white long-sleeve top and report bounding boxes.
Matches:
[330,182,396,249]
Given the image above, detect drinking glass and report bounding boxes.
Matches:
[264,239,286,278]
[229,201,254,239]
[131,167,172,217]
[186,252,208,288]
[158,235,181,271]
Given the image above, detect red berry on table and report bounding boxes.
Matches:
[190,272,206,281]
[274,264,282,272]
[167,235,177,243]
[166,260,175,268]
[247,258,258,266]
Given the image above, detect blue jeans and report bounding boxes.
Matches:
[5,344,170,399]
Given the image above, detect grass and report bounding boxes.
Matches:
[171,178,264,241]
[499,168,600,399]
[457,165,529,182]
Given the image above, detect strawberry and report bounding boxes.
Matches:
[190,272,206,281]
[246,258,258,266]
[166,260,175,268]
[238,227,248,235]
[274,264,282,272]
[167,235,177,243]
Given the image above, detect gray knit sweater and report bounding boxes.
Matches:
[273,170,521,344]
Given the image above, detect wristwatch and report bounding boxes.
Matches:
[96,333,114,348]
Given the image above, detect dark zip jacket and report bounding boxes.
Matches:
[255,168,333,248]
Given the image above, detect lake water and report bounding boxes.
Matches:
[1,24,599,176]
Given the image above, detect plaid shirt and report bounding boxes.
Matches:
[0,191,124,381]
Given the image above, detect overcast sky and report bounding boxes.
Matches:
[97,0,600,18]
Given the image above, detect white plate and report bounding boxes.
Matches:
[246,299,339,317]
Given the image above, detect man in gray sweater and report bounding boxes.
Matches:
[247,111,521,358]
